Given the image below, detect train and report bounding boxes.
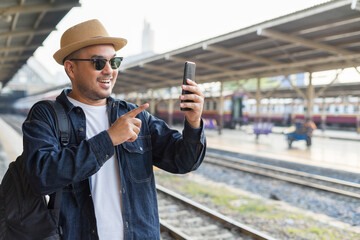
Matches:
[155,93,360,130]
[11,89,360,130]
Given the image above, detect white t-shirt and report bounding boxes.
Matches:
[67,97,123,239]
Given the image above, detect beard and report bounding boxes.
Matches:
[76,75,115,102]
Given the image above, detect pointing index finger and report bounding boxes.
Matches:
[126,103,149,118]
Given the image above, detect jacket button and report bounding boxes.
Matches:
[105,154,109,159]
[78,127,84,132]
[122,188,125,194]
[139,147,143,151]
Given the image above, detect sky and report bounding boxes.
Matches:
[34,0,329,75]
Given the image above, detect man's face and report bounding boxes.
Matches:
[65,44,118,106]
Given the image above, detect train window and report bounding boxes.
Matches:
[338,105,344,113]
[329,105,335,113]
[279,105,284,112]
[347,104,354,114]
[251,105,256,113]
[224,100,232,111]
[313,105,319,113]
[205,101,210,110]
[213,101,217,111]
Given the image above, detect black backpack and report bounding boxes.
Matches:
[0,100,70,240]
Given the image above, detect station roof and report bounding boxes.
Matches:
[244,82,360,99]
[0,0,80,88]
[115,0,360,95]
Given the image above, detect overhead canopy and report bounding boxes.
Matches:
[244,82,360,99]
[0,0,80,88]
[115,0,360,95]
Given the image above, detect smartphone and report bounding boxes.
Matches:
[180,61,196,111]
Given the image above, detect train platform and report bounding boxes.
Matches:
[0,115,359,181]
[0,117,22,180]
[203,125,360,174]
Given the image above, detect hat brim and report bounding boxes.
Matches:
[53,37,127,65]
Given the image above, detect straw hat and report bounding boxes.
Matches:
[53,19,127,65]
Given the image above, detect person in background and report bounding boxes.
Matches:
[23,19,206,240]
[304,117,317,136]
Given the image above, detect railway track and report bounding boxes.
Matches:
[157,185,276,240]
[205,151,360,200]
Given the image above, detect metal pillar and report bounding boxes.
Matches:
[353,67,360,134]
[306,72,314,120]
[218,81,224,135]
[267,99,271,123]
[255,78,261,123]
[321,97,327,131]
[254,78,263,140]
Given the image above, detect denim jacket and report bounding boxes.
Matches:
[21,89,206,240]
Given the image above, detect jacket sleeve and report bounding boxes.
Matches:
[22,103,114,195]
[145,111,206,174]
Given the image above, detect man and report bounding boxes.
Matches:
[23,19,206,239]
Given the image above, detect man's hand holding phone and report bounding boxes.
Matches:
[180,62,204,128]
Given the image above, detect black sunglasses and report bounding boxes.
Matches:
[70,57,123,70]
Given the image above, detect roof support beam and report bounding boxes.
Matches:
[0,28,54,39]
[124,69,171,82]
[284,75,307,100]
[0,64,14,69]
[0,45,38,53]
[263,81,283,99]
[235,79,255,99]
[205,45,279,65]
[0,55,30,61]
[117,75,146,84]
[257,28,352,56]
[114,79,154,93]
[140,63,182,76]
[295,16,360,35]
[0,2,80,16]
[315,69,343,98]
[196,52,360,82]
[169,56,230,73]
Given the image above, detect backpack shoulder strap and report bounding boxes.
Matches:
[50,100,70,147]
[35,100,70,147]
[31,100,70,213]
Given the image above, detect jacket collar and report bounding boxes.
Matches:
[56,88,127,113]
